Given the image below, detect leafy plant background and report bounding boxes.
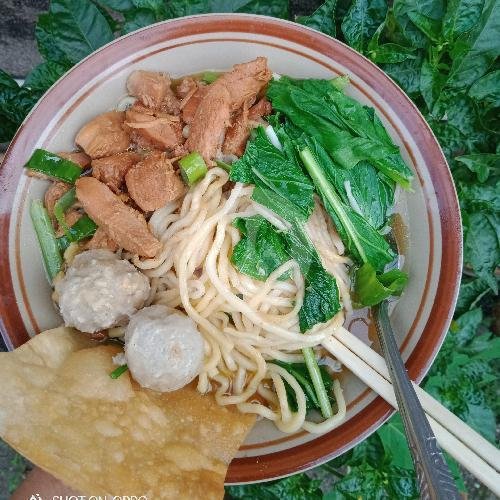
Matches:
[0,0,498,498]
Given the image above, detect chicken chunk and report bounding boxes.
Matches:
[85,227,118,252]
[127,70,180,114]
[125,108,183,151]
[44,181,71,216]
[76,177,161,257]
[185,84,231,164]
[218,57,272,111]
[125,151,185,212]
[181,85,207,124]
[91,152,141,194]
[185,58,271,163]
[175,77,198,100]
[222,98,272,157]
[57,151,91,168]
[75,111,130,159]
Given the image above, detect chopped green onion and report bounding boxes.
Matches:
[201,71,220,84]
[25,149,82,183]
[302,347,333,419]
[109,364,128,379]
[53,187,76,236]
[215,160,232,173]
[179,152,208,186]
[30,199,63,282]
[57,214,98,252]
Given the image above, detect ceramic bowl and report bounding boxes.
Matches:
[0,14,462,484]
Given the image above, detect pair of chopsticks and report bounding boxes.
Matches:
[322,327,500,495]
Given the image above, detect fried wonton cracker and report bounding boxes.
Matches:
[0,327,254,498]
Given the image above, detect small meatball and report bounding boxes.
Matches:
[76,177,161,257]
[75,111,130,159]
[44,181,71,216]
[125,305,204,392]
[91,151,141,193]
[56,249,150,333]
[125,151,185,211]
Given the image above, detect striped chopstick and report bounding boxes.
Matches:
[321,330,500,495]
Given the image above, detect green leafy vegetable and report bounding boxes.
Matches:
[298,142,396,271]
[230,126,315,219]
[273,360,335,412]
[30,200,63,281]
[354,262,408,307]
[267,78,414,189]
[455,153,500,182]
[201,71,220,84]
[231,216,290,281]
[25,149,82,183]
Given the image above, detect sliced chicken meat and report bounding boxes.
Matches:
[57,151,91,168]
[175,77,198,100]
[44,181,71,217]
[185,83,231,164]
[75,176,161,257]
[218,57,272,111]
[222,98,272,157]
[185,58,271,163]
[181,85,207,124]
[91,151,141,194]
[85,227,118,252]
[125,151,185,212]
[125,107,183,151]
[75,111,130,159]
[127,70,180,114]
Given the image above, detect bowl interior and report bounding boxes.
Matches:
[1,15,461,483]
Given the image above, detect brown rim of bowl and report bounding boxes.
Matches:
[0,14,462,484]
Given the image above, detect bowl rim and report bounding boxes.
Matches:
[0,13,462,484]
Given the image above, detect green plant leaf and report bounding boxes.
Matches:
[463,213,499,293]
[447,0,500,89]
[23,61,67,92]
[455,278,492,315]
[36,0,114,66]
[442,0,485,41]
[122,8,157,33]
[165,0,289,18]
[420,59,446,111]
[469,69,500,106]
[96,0,134,11]
[297,0,337,37]
[455,153,500,182]
[377,414,413,469]
[341,0,388,52]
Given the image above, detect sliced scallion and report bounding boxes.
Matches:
[179,152,207,186]
[53,187,76,236]
[110,364,128,379]
[25,149,81,183]
[57,214,98,252]
[30,199,63,282]
[201,71,220,84]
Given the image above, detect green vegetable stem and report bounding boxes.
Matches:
[25,149,82,183]
[53,187,76,236]
[179,151,208,186]
[30,199,63,281]
[57,214,98,252]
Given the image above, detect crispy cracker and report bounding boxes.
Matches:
[0,327,254,498]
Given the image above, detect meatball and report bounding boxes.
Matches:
[56,249,150,333]
[124,305,205,392]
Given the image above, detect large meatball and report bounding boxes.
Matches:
[56,249,150,333]
[124,305,205,392]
